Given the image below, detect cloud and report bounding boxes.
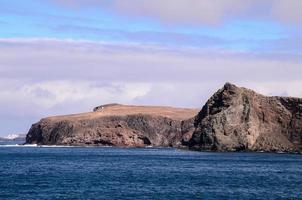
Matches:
[54,0,302,25]
[52,24,302,53]
[0,79,151,114]
[260,37,302,54]
[0,78,152,135]
[244,80,302,98]
[53,24,226,48]
[111,0,254,25]
[0,38,302,135]
[271,0,302,24]
[0,6,101,24]
[1,38,301,83]
[54,0,255,25]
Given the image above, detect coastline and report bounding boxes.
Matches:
[2,143,301,155]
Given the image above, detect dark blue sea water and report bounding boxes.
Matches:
[0,142,301,200]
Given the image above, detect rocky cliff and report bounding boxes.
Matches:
[189,83,302,152]
[26,83,302,152]
[26,104,198,147]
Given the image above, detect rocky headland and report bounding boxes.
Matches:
[26,83,302,152]
[26,104,198,147]
[189,83,302,152]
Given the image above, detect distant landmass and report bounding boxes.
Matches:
[26,83,302,153]
[0,133,26,141]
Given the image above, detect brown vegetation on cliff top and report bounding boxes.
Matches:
[46,104,199,122]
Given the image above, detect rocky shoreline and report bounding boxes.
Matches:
[26,83,302,153]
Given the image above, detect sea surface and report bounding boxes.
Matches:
[0,141,301,200]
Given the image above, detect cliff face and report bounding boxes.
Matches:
[26,105,198,147]
[26,83,302,152]
[189,83,302,152]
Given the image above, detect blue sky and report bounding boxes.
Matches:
[0,0,302,136]
[0,0,294,50]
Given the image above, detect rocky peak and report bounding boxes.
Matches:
[194,83,242,126]
[190,83,302,152]
[223,82,238,90]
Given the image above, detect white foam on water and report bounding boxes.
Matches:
[0,144,37,147]
[38,145,81,148]
[23,144,38,147]
[0,144,82,148]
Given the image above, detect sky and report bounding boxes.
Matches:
[0,0,302,136]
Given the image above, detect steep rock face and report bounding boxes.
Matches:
[26,105,198,147]
[189,83,302,152]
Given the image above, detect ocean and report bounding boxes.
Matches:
[0,141,301,200]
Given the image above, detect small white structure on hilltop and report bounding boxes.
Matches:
[93,103,119,112]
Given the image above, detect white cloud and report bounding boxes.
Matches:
[54,0,302,25]
[240,80,302,98]
[1,38,301,83]
[0,79,151,114]
[0,38,302,135]
[112,0,252,25]
[271,0,302,24]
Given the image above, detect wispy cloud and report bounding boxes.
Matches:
[54,0,302,25]
[1,38,302,83]
[1,38,302,135]
[260,37,302,54]
[0,7,102,24]
[1,1,302,137]
[53,24,227,48]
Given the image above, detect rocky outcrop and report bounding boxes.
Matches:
[189,83,302,152]
[26,104,198,147]
[26,83,302,152]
